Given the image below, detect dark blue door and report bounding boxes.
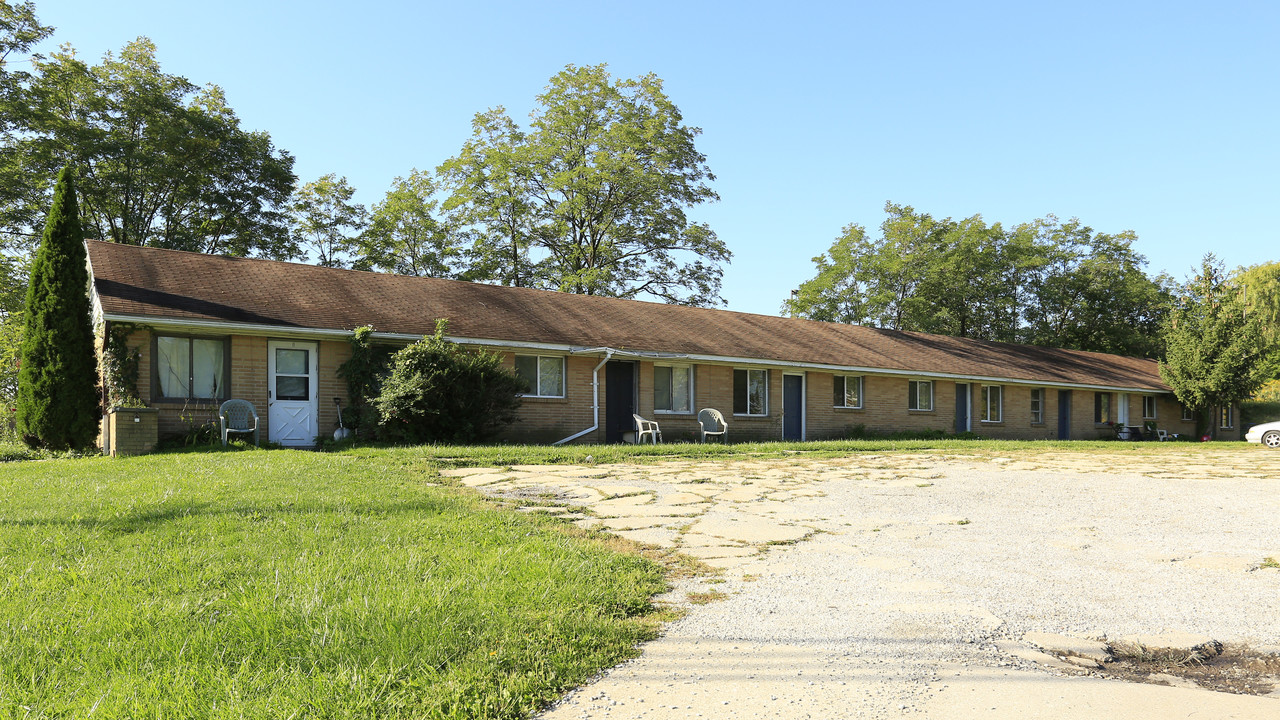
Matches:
[605,361,635,443]
[783,375,803,441]
[955,383,969,433]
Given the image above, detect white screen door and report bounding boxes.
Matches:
[268,340,318,446]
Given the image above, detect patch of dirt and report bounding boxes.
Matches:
[1098,643,1280,696]
[488,485,580,502]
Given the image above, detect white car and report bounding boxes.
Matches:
[1245,421,1280,448]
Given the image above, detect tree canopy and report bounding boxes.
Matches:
[1160,255,1270,436]
[1019,215,1172,358]
[1,37,296,257]
[354,170,462,277]
[785,203,1171,356]
[288,173,367,268]
[437,64,730,305]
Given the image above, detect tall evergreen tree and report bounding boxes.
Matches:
[16,167,99,449]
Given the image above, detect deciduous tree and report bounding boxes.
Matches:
[441,64,729,305]
[438,110,541,287]
[288,174,367,268]
[15,167,98,449]
[355,170,462,277]
[786,204,1170,354]
[3,38,296,257]
[1020,216,1171,358]
[1234,261,1280,382]
[785,203,1027,342]
[1160,255,1270,438]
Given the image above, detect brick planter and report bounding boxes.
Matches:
[102,407,159,456]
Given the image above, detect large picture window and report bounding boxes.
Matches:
[733,368,767,416]
[654,365,693,413]
[980,385,1002,423]
[908,380,933,411]
[514,355,565,398]
[833,375,862,409]
[155,335,228,401]
[1030,388,1044,424]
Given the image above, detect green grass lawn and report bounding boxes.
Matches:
[0,449,665,719]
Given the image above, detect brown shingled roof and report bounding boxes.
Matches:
[87,241,1170,391]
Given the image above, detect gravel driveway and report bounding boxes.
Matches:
[446,447,1280,719]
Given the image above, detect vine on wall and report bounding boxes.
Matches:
[100,322,146,407]
[336,325,393,437]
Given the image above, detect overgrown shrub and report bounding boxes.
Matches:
[374,320,524,444]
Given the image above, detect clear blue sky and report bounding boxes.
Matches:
[37,0,1280,315]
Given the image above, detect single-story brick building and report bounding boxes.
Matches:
[86,241,1237,448]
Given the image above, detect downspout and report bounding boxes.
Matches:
[552,349,614,446]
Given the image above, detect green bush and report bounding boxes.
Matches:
[1242,399,1280,428]
[375,320,524,443]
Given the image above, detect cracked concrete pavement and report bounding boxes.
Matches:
[441,447,1280,718]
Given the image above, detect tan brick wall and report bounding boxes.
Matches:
[316,339,352,439]
[969,384,1060,441]
[700,364,783,442]
[804,373,955,439]
[109,327,1229,446]
[496,353,600,444]
[1072,390,1106,439]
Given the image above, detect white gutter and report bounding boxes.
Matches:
[100,312,1170,395]
[552,349,614,446]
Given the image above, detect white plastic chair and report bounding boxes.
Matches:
[698,408,728,443]
[220,399,260,446]
[633,414,662,444]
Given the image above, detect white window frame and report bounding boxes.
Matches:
[1220,405,1234,429]
[1029,388,1044,425]
[1181,404,1194,422]
[908,380,933,411]
[733,368,768,417]
[979,385,1002,423]
[1142,395,1157,419]
[514,354,565,398]
[653,364,694,414]
[833,375,863,409]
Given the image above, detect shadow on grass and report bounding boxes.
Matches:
[0,496,468,532]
